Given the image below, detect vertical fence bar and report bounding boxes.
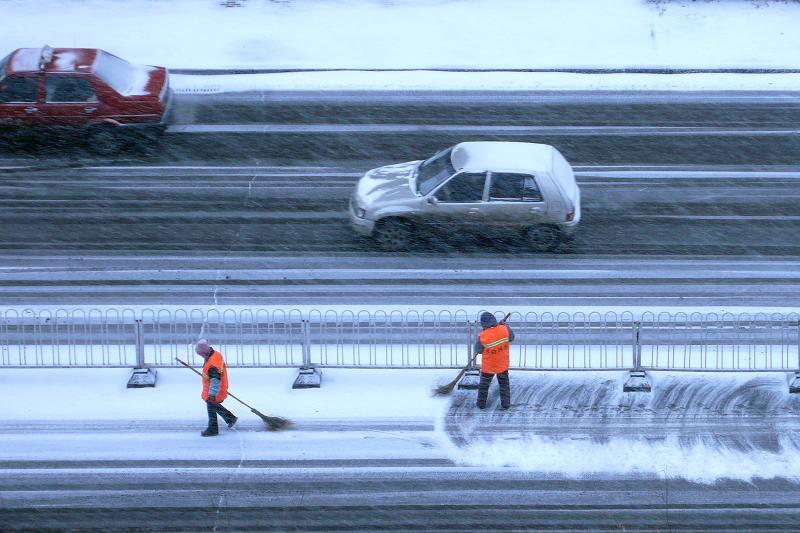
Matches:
[795,320,800,372]
[301,319,311,368]
[633,321,642,370]
[457,318,480,390]
[467,319,475,368]
[134,319,145,369]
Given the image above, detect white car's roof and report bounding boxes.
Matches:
[450,141,555,174]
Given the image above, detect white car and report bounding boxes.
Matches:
[350,141,581,251]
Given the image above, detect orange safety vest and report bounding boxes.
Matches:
[479,324,511,374]
[201,351,229,402]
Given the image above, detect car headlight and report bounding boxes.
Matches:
[351,193,367,219]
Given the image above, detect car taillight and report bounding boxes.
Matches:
[565,210,575,222]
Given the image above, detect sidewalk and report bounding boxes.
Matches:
[5,367,800,481]
[5,367,453,423]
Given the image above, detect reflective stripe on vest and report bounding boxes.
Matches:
[484,337,509,349]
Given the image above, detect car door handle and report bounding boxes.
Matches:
[24,107,38,113]
[84,107,97,113]
[468,208,480,214]
[529,206,542,212]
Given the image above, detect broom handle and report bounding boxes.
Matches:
[175,357,256,411]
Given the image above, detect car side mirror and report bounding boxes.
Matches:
[427,196,438,205]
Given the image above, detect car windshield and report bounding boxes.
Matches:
[0,53,9,84]
[416,148,455,196]
[94,51,139,95]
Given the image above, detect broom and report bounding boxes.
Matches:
[175,357,291,431]
[432,312,512,396]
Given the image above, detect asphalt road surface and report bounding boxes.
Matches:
[0,162,798,306]
[6,463,800,531]
[0,90,798,307]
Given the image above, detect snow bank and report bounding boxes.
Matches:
[171,71,800,94]
[437,371,800,482]
[443,434,800,483]
[2,1,798,71]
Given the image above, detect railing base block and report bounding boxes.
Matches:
[292,367,322,389]
[623,370,651,393]
[127,368,157,389]
[457,369,481,390]
[789,373,800,394]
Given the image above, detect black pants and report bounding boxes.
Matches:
[206,401,236,432]
[476,371,511,409]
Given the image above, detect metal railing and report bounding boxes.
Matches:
[1,308,798,372]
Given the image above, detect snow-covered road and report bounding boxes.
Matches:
[5,369,800,529]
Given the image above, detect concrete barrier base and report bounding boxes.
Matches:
[292,367,322,389]
[457,369,481,390]
[623,370,651,393]
[127,368,158,388]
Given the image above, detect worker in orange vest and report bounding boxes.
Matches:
[196,339,237,437]
[474,312,515,410]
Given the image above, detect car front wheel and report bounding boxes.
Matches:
[373,218,413,251]
[524,225,562,252]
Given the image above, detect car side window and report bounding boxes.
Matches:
[0,75,39,103]
[45,76,98,103]
[436,172,486,203]
[522,174,543,202]
[489,172,524,201]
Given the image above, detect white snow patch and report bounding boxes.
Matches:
[171,71,800,94]
[52,49,80,70]
[2,367,452,422]
[1,0,798,70]
[125,64,155,96]
[8,48,39,72]
[441,434,800,483]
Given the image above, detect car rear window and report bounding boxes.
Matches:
[0,75,40,103]
[94,51,143,96]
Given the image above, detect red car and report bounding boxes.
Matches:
[0,46,172,151]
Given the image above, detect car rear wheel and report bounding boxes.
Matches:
[373,218,413,251]
[524,225,562,252]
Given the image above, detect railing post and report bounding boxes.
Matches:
[135,319,145,369]
[302,318,311,368]
[127,318,157,388]
[790,320,800,393]
[293,318,321,389]
[623,320,650,392]
[458,319,480,390]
